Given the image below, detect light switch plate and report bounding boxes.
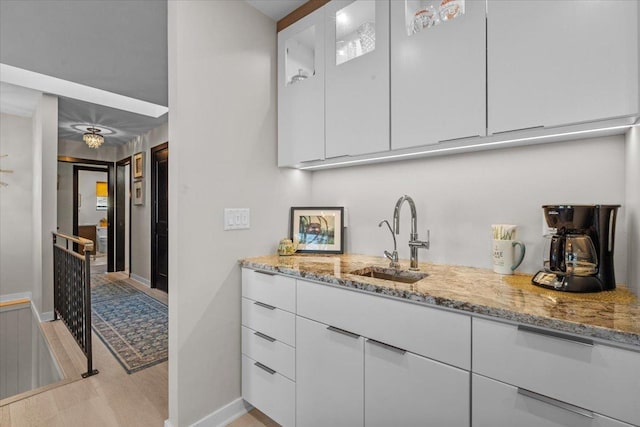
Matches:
[224,208,250,230]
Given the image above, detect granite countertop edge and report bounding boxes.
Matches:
[240,259,640,349]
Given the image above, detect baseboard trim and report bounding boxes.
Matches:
[190,398,253,427]
[164,419,175,427]
[130,273,151,287]
[39,310,54,322]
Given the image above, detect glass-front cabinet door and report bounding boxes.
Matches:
[391,0,486,151]
[278,7,326,167]
[325,0,390,159]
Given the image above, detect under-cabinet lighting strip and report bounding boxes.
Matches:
[0,63,169,118]
[299,124,637,170]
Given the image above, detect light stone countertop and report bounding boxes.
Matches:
[240,253,640,348]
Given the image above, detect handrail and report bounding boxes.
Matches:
[52,231,98,378]
[53,231,94,252]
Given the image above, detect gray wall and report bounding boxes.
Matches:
[310,135,628,284]
[0,113,34,298]
[167,2,311,425]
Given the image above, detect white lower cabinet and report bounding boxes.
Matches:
[473,317,640,425]
[242,355,295,427]
[241,270,640,427]
[296,316,364,427]
[365,339,469,426]
[472,374,634,427]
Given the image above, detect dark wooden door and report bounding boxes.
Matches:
[151,143,169,293]
[115,158,130,272]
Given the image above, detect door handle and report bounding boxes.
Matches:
[367,339,406,354]
[326,326,360,339]
[517,388,593,419]
[517,325,593,346]
[254,270,276,276]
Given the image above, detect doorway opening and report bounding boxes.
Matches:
[57,157,115,273]
[116,157,131,275]
[151,142,168,293]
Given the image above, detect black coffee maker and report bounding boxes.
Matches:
[532,204,620,292]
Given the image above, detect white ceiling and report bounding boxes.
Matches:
[246,0,307,21]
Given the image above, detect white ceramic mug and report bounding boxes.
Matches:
[492,239,526,275]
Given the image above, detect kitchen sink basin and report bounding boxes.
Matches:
[350,266,427,284]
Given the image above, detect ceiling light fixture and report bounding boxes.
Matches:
[83,127,104,149]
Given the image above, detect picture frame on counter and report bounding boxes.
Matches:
[133,180,144,206]
[133,152,144,179]
[290,206,344,254]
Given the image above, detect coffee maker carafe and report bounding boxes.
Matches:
[532,205,620,292]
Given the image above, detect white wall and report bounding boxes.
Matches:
[310,135,628,283]
[0,113,34,297]
[78,170,107,226]
[31,94,58,316]
[167,1,311,425]
[626,126,640,295]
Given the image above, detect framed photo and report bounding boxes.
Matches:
[133,180,144,205]
[133,152,144,179]
[290,207,344,254]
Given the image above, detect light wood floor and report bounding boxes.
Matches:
[0,273,168,427]
[0,272,276,427]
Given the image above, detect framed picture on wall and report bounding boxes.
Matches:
[133,152,144,179]
[133,180,144,205]
[290,207,344,254]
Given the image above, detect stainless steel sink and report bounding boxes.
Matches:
[350,266,427,284]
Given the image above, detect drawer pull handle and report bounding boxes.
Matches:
[367,339,407,355]
[254,362,276,375]
[517,325,594,346]
[517,388,593,419]
[326,326,360,339]
[254,301,276,310]
[254,331,276,342]
[254,270,276,276]
[438,134,481,144]
[491,125,544,135]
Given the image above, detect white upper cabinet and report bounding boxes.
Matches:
[391,0,487,150]
[278,7,326,167]
[487,0,639,135]
[325,0,390,159]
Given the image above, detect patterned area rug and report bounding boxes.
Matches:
[91,275,168,373]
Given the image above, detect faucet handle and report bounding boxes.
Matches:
[383,250,400,269]
[409,230,430,250]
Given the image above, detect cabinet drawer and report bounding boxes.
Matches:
[242,268,296,313]
[242,354,295,427]
[473,318,640,425]
[242,326,295,381]
[297,280,470,369]
[472,374,634,427]
[241,297,295,347]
